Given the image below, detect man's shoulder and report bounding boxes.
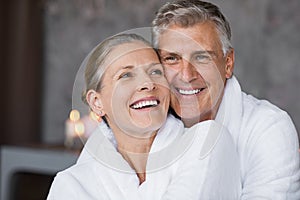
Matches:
[237,91,298,147]
[241,92,288,122]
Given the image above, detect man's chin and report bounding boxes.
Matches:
[173,110,200,125]
[176,107,201,119]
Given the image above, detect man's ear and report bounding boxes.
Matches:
[225,48,235,79]
[86,90,105,116]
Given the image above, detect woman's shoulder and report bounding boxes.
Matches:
[47,157,107,199]
[53,157,95,184]
[47,165,86,199]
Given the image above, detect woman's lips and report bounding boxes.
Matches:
[130,97,160,109]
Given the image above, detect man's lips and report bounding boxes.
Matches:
[176,87,206,95]
[130,97,160,109]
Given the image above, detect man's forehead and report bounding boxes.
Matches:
[158,38,207,55]
[157,22,220,53]
[159,28,197,42]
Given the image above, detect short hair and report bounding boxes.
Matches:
[82,33,151,104]
[152,0,232,55]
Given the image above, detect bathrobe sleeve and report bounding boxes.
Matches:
[47,171,83,200]
[240,111,300,199]
[161,120,241,200]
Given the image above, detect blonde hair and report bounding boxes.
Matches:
[82,33,151,104]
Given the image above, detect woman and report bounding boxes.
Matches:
[47,33,241,199]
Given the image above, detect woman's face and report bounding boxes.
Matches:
[98,41,170,138]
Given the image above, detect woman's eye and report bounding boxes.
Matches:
[119,72,132,79]
[150,69,163,75]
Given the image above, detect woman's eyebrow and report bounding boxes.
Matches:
[144,62,162,69]
[116,63,162,74]
[121,65,134,69]
[149,62,162,66]
[111,65,134,79]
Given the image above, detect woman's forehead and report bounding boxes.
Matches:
[103,42,156,67]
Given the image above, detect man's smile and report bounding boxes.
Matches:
[177,88,206,95]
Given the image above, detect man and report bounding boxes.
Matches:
[152,0,300,198]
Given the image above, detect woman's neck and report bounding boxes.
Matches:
[113,129,157,185]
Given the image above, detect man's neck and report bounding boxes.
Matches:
[182,111,215,128]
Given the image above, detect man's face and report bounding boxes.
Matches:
[157,22,234,126]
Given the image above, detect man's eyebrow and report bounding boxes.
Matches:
[192,50,218,58]
[159,50,217,56]
[159,51,181,56]
[193,50,216,55]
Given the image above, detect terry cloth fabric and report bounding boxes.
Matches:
[215,76,300,199]
[47,114,241,200]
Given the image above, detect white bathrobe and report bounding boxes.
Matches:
[47,114,241,199]
[215,76,300,199]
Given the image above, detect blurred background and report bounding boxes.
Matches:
[1,0,300,199]
[2,0,300,146]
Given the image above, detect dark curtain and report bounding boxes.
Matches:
[0,0,44,145]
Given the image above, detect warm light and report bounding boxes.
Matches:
[89,111,99,122]
[69,109,80,122]
[74,121,85,136]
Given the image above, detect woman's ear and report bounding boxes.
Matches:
[86,90,105,116]
[225,48,235,79]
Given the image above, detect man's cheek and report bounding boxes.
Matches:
[164,67,177,80]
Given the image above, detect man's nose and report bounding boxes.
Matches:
[179,59,198,82]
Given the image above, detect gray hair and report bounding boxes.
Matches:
[82,33,151,104]
[152,0,232,55]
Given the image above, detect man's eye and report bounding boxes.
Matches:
[194,54,211,63]
[150,69,163,75]
[162,55,179,64]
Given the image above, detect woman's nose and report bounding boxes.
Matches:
[137,75,156,91]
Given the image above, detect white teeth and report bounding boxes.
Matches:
[132,100,158,109]
[178,89,201,95]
